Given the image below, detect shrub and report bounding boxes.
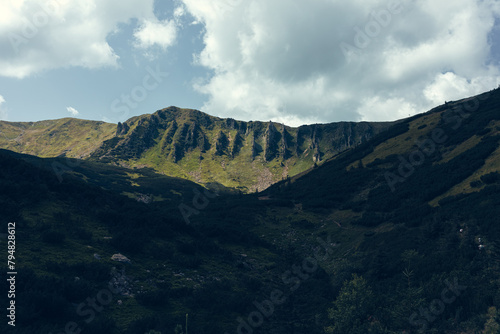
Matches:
[41,230,66,244]
[137,289,170,307]
[470,180,483,188]
[481,172,500,184]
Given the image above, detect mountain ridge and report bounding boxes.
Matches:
[3,88,500,333]
[92,106,394,191]
[0,107,394,192]
[0,117,116,159]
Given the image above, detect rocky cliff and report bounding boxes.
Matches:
[91,107,393,191]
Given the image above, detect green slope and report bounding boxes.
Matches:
[0,109,394,192]
[0,150,290,334]
[4,88,500,334]
[255,87,500,333]
[0,118,116,158]
[91,106,394,192]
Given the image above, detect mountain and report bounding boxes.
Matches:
[0,148,215,204]
[0,109,393,192]
[0,145,332,334]
[266,88,500,210]
[256,87,500,332]
[3,87,500,334]
[0,148,268,334]
[0,118,115,158]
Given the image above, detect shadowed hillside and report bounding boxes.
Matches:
[3,88,500,334]
[0,109,393,192]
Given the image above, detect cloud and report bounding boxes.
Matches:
[133,18,177,50]
[0,95,7,120]
[0,0,177,79]
[182,0,500,125]
[423,72,500,106]
[66,106,79,116]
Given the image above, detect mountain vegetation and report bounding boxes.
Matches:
[0,108,393,192]
[2,88,500,333]
[0,118,115,158]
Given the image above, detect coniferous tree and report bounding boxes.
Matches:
[325,274,375,334]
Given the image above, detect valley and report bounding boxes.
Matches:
[1,88,500,334]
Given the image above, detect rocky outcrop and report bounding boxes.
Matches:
[264,122,279,161]
[280,124,291,160]
[160,120,177,155]
[215,131,229,156]
[111,253,131,264]
[109,267,133,296]
[231,132,243,157]
[116,122,130,136]
[101,114,386,165]
[90,107,393,191]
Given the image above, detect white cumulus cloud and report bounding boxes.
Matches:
[133,18,177,50]
[423,72,500,106]
[182,0,500,125]
[0,0,178,79]
[66,106,79,116]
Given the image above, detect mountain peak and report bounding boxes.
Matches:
[91,108,393,191]
[0,105,395,192]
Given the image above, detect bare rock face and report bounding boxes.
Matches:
[116,122,130,136]
[90,107,393,192]
[215,131,229,156]
[111,253,131,264]
[264,122,279,161]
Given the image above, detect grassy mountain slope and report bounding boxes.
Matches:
[271,88,500,210]
[255,87,500,333]
[0,148,222,204]
[92,107,393,192]
[0,109,393,192]
[0,118,116,158]
[3,88,500,334]
[0,149,290,334]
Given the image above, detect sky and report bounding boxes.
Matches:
[0,0,500,127]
